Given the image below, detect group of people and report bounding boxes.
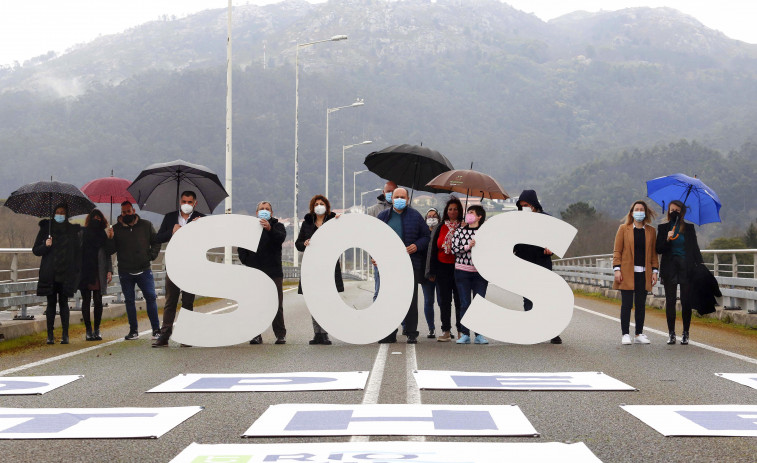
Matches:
[33,183,704,348]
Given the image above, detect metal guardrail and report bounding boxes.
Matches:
[553,249,757,314]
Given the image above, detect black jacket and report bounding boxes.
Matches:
[105,215,161,274]
[513,190,553,270]
[79,226,114,294]
[656,221,704,283]
[238,216,286,279]
[690,263,721,315]
[33,219,81,297]
[155,210,206,244]
[295,212,344,293]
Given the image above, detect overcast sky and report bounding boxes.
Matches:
[1,0,755,67]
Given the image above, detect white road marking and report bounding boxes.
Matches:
[351,343,389,442]
[405,343,425,442]
[575,305,757,365]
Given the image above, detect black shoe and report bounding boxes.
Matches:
[667,332,676,345]
[93,329,102,341]
[427,330,435,339]
[681,331,689,345]
[249,335,262,345]
[152,330,171,348]
[275,336,286,345]
[550,335,562,344]
[401,329,408,336]
[125,331,139,340]
[46,337,54,345]
[85,328,94,341]
[378,334,397,344]
[407,335,418,344]
[60,335,69,345]
[321,334,332,345]
[309,333,323,345]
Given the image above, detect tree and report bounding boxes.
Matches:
[744,222,757,248]
[560,202,597,225]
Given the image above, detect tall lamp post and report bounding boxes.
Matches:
[360,188,382,276]
[326,99,364,198]
[224,0,233,264]
[339,141,371,271]
[353,169,368,209]
[293,34,347,267]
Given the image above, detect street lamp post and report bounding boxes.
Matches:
[294,34,347,267]
[326,99,364,198]
[341,141,371,272]
[353,169,368,209]
[360,188,381,276]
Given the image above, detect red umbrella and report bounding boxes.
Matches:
[81,171,136,223]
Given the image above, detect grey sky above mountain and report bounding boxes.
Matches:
[0,0,755,66]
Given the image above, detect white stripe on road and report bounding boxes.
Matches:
[0,290,297,377]
[405,343,425,442]
[351,343,389,443]
[575,305,757,365]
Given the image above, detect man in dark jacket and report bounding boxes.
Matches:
[238,201,288,345]
[514,189,562,344]
[376,187,430,343]
[105,201,162,341]
[367,181,397,302]
[152,191,205,347]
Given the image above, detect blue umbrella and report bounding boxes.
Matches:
[646,173,722,225]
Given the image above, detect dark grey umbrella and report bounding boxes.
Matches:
[127,160,228,215]
[363,144,454,194]
[3,179,96,234]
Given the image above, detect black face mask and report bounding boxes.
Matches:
[122,214,136,225]
[669,211,680,222]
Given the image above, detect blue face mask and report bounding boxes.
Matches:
[54,214,65,223]
[393,198,407,210]
[632,211,646,222]
[384,191,392,202]
[257,210,271,221]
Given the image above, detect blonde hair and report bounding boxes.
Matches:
[623,200,656,226]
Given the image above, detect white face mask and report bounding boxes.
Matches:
[314,205,327,216]
[521,207,532,212]
[426,217,439,227]
[180,204,194,215]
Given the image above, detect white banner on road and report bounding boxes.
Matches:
[243,404,538,437]
[170,441,604,463]
[716,373,757,391]
[621,405,757,437]
[148,372,368,393]
[0,375,82,395]
[413,370,635,391]
[0,406,202,439]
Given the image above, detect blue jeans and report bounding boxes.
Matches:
[421,279,436,332]
[455,269,488,336]
[119,270,160,333]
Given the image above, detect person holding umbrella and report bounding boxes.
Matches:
[32,203,82,345]
[656,200,704,345]
[238,201,288,345]
[79,209,112,341]
[296,195,343,345]
[152,191,205,348]
[105,201,162,341]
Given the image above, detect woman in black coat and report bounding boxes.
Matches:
[79,209,113,341]
[295,194,343,345]
[656,200,704,345]
[32,203,82,345]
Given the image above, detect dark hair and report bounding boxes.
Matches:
[309,195,331,216]
[441,197,464,223]
[180,191,197,200]
[120,200,133,208]
[52,202,69,218]
[85,209,107,228]
[666,200,687,233]
[467,204,486,225]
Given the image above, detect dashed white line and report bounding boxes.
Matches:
[405,343,425,442]
[351,343,389,442]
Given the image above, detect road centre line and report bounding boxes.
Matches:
[574,305,757,365]
[405,343,425,442]
[350,342,389,442]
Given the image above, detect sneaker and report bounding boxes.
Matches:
[456,334,471,344]
[634,333,651,344]
[151,330,161,340]
[621,334,632,345]
[437,331,452,342]
[275,336,286,345]
[473,334,488,344]
[407,335,418,344]
[249,335,263,344]
[152,331,170,348]
[667,332,676,345]
[680,331,689,345]
[550,336,563,344]
[427,330,435,339]
[124,331,139,340]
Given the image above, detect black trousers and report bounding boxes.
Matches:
[160,275,195,332]
[271,276,286,338]
[46,282,69,337]
[620,272,647,335]
[435,262,461,332]
[80,289,103,331]
[664,255,692,333]
[385,267,421,339]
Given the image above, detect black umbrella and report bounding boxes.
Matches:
[363,144,454,195]
[127,160,228,215]
[3,179,96,234]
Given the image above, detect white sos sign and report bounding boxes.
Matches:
[165,213,576,347]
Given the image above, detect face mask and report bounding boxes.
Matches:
[180,204,194,215]
[122,214,136,225]
[384,191,392,202]
[426,218,439,227]
[465,213,477,224]
[669,210,680,222]
[54,214,65,223]
[258,210,271,221]
[392,198,407,210]
[633,211,646,222]
[521,207,532,212]
[314,205,327,216]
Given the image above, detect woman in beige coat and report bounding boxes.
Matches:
[613,200,658,345]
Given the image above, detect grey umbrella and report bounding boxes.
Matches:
[127,160,228,215]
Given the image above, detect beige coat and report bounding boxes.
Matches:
[612,223,658,291]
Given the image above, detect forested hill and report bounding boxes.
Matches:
[1,0,756,225]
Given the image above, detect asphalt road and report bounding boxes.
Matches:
[1,281,756,462]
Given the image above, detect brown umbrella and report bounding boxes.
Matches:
[425,169,510,200]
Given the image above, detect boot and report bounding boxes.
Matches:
[667,331,676,345]
[46,310,55,345]
[93,326,102,341]
[681,331,689,345]
[60,312,69,345]
[309,333,323,345]
[321,333,332,345]
[85,325,94,341]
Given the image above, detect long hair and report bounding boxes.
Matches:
[441,197,464,223]
[84,209,107,228]
[622,200,656,226]
[665,199,687,233]
[308,195,331,216]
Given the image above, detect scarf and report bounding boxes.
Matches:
[442,220,461,254]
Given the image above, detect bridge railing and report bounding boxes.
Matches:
[552,249,757,314]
